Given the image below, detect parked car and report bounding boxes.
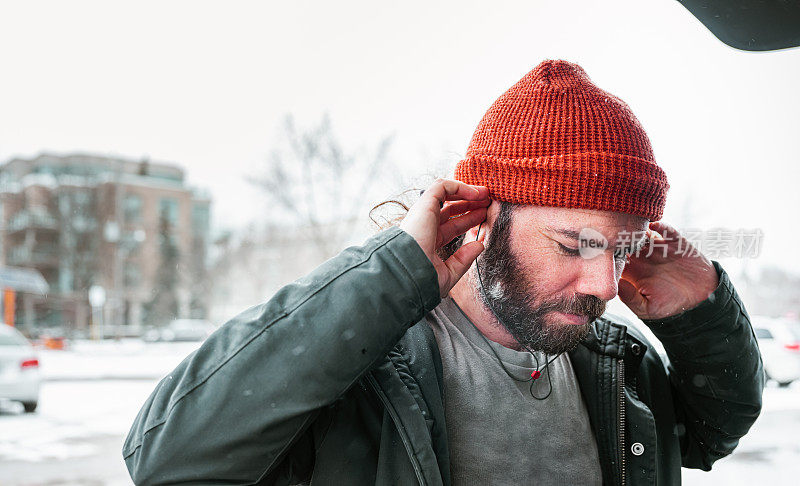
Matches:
[0,324,41,413]
[143,319,217,342]
[753,317,800,387]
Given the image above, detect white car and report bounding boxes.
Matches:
[0,324,41,412]
[753,317,800,387]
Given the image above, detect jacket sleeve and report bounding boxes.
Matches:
[122,226,441,485]
[642,260,764,470]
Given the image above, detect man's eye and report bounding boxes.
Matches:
[558,243,580,256]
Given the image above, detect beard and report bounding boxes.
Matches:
[474,203,606,355]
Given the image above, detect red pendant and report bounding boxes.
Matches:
[531,370,541,380]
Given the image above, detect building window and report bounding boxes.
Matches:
[123,230,146,253]
[124,262,141,288]
[124,194,143,222]
[74,191,91,207]
[159,198,179,225]
[192,204,209,233]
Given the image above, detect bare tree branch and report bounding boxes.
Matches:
[249,113,397,260]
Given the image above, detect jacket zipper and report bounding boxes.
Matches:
[366,374,427,485]
[618,358,626,486]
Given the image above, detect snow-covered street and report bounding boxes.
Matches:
[1,380,157,485]
[683,383,800,484]
[1,340,799,485]
[0,340,199,486]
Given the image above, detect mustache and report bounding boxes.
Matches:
[542,293,606,319]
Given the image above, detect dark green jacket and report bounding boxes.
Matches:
[123,227,764,485]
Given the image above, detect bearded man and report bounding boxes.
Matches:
[124,60,763,486]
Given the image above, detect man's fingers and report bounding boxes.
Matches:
[649,221,680,242]
[439,199,491,224]
[441,240,485,295]
[618,277,647,312]
[404,179,490,298]
[621,256,647,280]
[422,179,489,209]
[438,208,487,247]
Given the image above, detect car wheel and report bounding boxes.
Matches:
[778,381,793,388]
[22,401,38,413]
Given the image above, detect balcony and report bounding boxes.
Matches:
[7,209,58,234]
[8,244,59,267]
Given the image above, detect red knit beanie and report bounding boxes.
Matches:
[454,60,668,221]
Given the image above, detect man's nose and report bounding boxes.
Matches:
[575,253,619,302]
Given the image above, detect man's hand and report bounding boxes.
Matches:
[400,179,490,298]
[618,221,719,320]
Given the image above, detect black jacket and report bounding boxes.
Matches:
[124,226,764,485]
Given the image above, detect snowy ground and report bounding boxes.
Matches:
[1,339,799,485]
[0,340,198,486]
[682,383,800,484]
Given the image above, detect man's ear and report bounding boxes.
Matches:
[466,200,501,242]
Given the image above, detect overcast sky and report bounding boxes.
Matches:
[1,0,798,274]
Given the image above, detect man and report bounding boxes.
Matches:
[123,60,763,485]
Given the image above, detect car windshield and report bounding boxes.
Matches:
[754,328,773,339]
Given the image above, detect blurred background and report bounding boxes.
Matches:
[0,1,798,484]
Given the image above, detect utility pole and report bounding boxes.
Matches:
[114,160,125,339]
[88,284,105,340]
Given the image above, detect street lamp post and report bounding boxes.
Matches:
[88,284,105,340]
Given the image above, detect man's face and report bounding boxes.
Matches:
[473,202,648,354]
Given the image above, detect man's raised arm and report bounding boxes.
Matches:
[122,180,489,484]
[619,222,764,470]
[643,260,764,470]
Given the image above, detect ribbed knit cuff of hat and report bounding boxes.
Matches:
[455,151,668,222]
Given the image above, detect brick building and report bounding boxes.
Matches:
[0,153,211,336]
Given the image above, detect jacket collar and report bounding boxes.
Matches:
[578,316,629,358]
